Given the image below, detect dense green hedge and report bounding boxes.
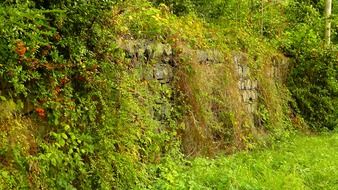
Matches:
[282,1,338,130]
[0,1,181,189]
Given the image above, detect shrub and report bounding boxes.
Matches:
[281,1,338,130]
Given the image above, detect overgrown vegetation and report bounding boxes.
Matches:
[0,0,337,189]
[282,1,338,130]
[151,133,338,189]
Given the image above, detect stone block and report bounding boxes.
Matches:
[232,52,248,65]
[242,91,250,103]
[196,49,223,64]
[249,90,258,101]
[242,65,249,77]
[244,79,251,90]
[238,80,245,90]
[163,44,172,56]
[211,50,224,63]
[196,50,209,64]
[161,44,172,64]
[152,43,165,58]
[144,43,154,60]
[252,80,258,89]
[236,65,243,76]
[242,90,258,103]
[246,104,254,113]
[154,64,173,84]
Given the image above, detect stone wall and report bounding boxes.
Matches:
[233,53,258,115]
[117,39,230,79]
[117,39,288,127]
[117,39,175,84]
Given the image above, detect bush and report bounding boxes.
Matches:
[0,0,181,188]
[281,1,338,130]
[287,46,338,130]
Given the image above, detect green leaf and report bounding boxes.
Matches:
[0,96,6,101]
[51,157,57,166]
[61,133,68,140]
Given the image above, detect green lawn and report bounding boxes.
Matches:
[153,133,338,190]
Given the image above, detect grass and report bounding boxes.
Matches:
[153,133,338,190]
